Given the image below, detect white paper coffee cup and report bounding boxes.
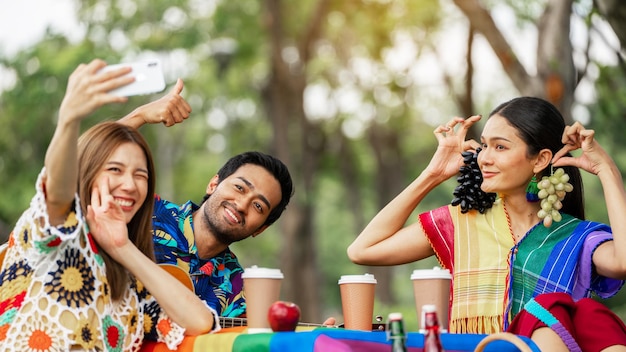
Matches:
[338,274,377,331]
[242,266,284,333]
[410,267,451,332]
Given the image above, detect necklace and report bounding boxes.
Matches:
[501,199,532,242]
[501,199,516,242]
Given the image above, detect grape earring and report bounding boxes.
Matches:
[536,167,574,227]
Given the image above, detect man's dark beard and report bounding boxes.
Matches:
[202,200,250,245]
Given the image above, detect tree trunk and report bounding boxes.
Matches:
[153,125,182,199]
[536,0,576,122]
[365,124,408,306]
[452,0,576,122]
[452,0,542,97]
[261,0,327,323]
[595,0,626,52]
[435,26,480,141]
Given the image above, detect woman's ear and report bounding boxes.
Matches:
[533,149,553,174]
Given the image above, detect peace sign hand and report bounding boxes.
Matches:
[85,176,130,259]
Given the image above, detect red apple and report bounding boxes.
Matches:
[267,300,301,332]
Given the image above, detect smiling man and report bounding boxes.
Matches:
[150,151,293,317]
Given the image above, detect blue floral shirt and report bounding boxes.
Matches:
[152,196,246,317]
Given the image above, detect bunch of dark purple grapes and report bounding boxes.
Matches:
[451,148,496,214]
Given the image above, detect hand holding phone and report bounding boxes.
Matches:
[99,60,166,97]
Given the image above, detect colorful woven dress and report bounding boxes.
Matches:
[418,198,623,334]
[0,171,187,351]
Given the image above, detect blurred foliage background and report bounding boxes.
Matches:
[2,0,626,330]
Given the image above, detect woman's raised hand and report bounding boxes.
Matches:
[44,60,135,224]
[86,176,130,259]
[129,78,191,127]
[553,122,611,175]
[58,59,133,124]
[425,115,482,179]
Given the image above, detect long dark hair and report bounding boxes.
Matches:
[489,97,585,219]
[77,121,156,300]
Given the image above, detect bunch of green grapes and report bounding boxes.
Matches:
[537,168,574,227]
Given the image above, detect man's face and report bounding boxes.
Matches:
[201,164,282,244]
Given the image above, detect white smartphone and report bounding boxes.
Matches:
[100,60,166,97]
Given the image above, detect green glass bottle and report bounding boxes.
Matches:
[387,312,408,352]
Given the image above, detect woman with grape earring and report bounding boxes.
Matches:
[348,97,626,351]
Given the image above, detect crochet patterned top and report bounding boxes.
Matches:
[0,170,187,351]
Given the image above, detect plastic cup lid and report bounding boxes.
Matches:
[410,266,452,280]
[338,273,377,284]
[241,265,284,279]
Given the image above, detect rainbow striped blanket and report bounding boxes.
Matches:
[140,328,540,351]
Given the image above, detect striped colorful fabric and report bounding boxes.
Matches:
[139,328,540,352]
[419,201,514,334]
[507,215,613,323]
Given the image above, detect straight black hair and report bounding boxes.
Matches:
[489,97,585,219]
